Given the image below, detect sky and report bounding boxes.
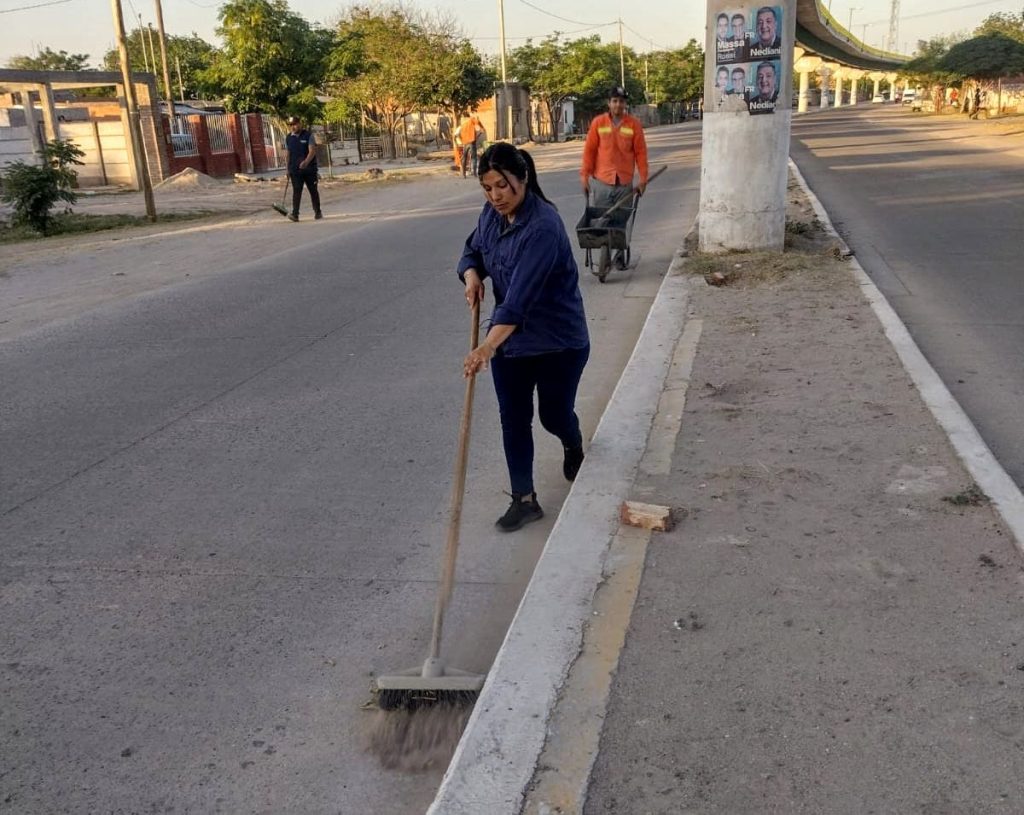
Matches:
[2,0,1022,67]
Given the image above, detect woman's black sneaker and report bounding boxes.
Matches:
[496,492,544,532]
[563,445,585,481]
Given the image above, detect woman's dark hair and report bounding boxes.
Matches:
[477,142,553,207]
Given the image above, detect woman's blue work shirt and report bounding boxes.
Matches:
[457,191,589,358]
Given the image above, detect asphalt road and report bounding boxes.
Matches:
[0,125,700,813]
[791,106,1024,487]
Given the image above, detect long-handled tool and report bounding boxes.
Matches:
[374,302,486,712]
[590,164,668,227]
[271,176,289,217]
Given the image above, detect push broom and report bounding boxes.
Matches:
[271,177,289,217]
[367,301,486,769]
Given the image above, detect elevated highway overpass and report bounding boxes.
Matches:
[795,0,909,110]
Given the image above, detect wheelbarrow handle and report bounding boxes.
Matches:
[598,164,668,220]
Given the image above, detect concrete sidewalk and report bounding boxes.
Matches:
[430,169,1024,813]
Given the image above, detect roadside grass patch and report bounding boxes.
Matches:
[942,484,990,507]
[0,211,218,244]
[684,250,836,287]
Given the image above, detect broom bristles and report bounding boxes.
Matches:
[364,699,474,772]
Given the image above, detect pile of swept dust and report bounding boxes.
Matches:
[154,167,227,191]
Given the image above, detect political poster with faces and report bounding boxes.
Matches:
[710,5,784,116]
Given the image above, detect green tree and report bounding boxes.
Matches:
[508,35,568,140]
[646,40,704,104]
[901,34,963,85]
[327,5,446,148]
[104,33,220,100]
[427,38,495,145]
[938,33,1024,80]
[6,47,91,71]
[0,139,85,235]
[201,0,331,117]
[509,35,644,138]
[975,11,1024,43]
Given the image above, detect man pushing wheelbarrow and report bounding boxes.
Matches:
[578,85,659,282]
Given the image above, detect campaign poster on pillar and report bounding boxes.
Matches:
[709,4,785,116]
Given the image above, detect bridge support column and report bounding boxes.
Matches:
[698,0,796,252]
[795,54,822,113]
[847,70,864,105]
[833,67,844,107]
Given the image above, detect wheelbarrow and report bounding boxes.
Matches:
[575,165,667,283]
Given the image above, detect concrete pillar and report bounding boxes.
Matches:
[19,89,45,160]
[819,66,834,108]
[795,55,822,113]
[833,67,844,107]
[35,83,58,141]
[699,0,796,252]
[847,70,864,105]
[886,72,899,101]
[872,77,881,100]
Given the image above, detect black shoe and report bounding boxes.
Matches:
[287,213,298,222]
[314,211,323,220]
[563,445,585,481]
[496,492,544,532]
[614,251,627,270]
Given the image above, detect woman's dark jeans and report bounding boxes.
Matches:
[490,345,590,495]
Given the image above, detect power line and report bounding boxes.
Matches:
[863,0,1009,26]
[0,0,72,13]
[514,0,615,28]
[621,21,676,52]
[472,24,611,42]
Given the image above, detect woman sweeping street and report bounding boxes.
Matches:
[457,143,590,532]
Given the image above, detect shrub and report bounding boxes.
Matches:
[0,139,85,235]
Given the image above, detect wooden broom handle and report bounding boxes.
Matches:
[430,301,480,660]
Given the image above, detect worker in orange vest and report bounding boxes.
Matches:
[459,115,483,178]
[580,86,649,267]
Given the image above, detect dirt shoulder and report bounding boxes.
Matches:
[582,175,1024,813]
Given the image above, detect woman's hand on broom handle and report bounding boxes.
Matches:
[464,268,485,308]
[463,324,515,379]
[463,341,495,378]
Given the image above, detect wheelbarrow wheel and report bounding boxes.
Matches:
[597,245,611,282]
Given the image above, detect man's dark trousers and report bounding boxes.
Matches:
[290,169,320,217]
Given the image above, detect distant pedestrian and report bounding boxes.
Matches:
[459,115,483,178]
[285,115,322,222]
[969,88,983,119]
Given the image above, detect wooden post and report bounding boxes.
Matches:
[112,0,157,220]
[153,0,175,120]
[93,120,109,186]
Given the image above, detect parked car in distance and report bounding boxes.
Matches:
[901,89,917,106]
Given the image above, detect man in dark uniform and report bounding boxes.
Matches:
[285,115,322,222]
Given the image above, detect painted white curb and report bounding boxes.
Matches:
[789,158,1024,555]
[427,268,690,814]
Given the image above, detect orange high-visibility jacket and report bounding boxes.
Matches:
[459,118,480,147]
[581,112,649,187]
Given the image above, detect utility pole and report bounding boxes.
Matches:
[618,18,625,87]
[146,24,158,77]
[153,0,175,118]
[113,0,156,221]
[497,0,514,141]
[848,7,860,33]
[174,54,185,101]
[138,14,151,72]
